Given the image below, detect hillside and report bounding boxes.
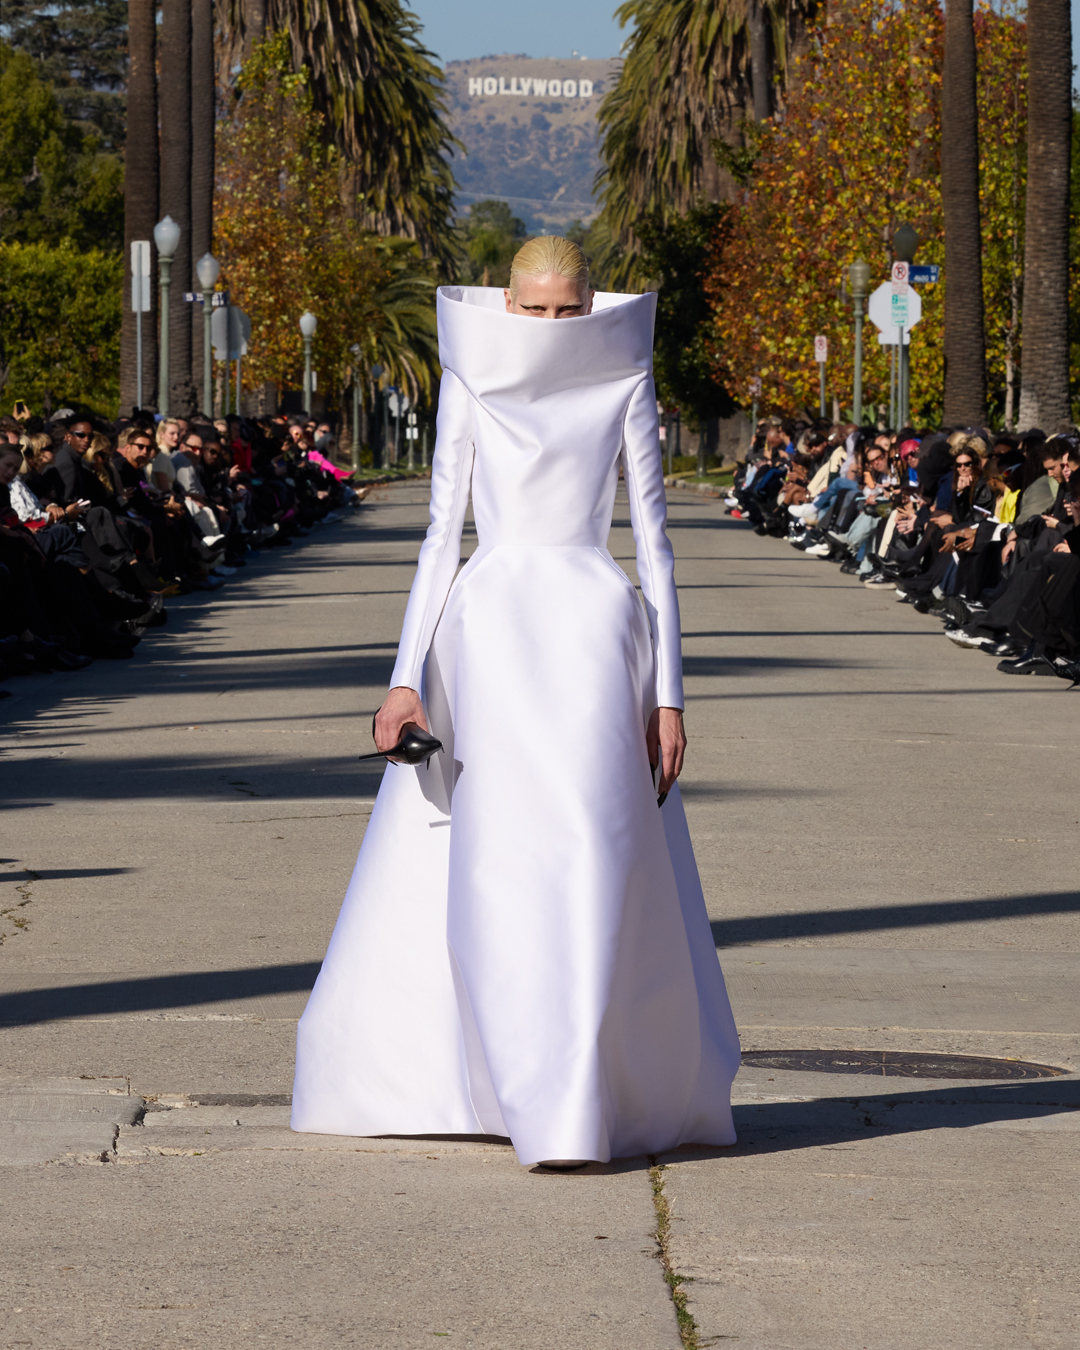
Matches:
[444,55,621,233]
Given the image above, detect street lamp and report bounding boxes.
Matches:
[371,362,385,468]
[350,343,362,473]
[196,252,220,418]
[893,224,919,264]
[299,311,317,414]
[848,258,871,425]
[154,215,181,414]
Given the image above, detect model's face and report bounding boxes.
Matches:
[504,272,594,319]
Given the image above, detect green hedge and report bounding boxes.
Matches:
[0,241,121,417]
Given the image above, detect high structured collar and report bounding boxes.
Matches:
[436,286,656,402]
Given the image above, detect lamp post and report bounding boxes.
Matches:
[369,363,385,467]
[299,311,317,414]
[350,343,362,473]
[893,225,919,428]
[154,215,181,414]
[196,252,220,418]
[848,258,871,425]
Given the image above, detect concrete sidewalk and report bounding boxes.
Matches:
[2,484,1077,1347]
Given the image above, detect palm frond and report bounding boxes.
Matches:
[220,0,459,260]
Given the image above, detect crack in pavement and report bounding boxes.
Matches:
[0,863,40,944]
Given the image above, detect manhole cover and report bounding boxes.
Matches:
[741,1050,1065,1080]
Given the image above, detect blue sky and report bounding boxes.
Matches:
[404,0,627,63]
[405,0,1080,72]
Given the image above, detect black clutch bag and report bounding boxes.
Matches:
[358,716,443,766]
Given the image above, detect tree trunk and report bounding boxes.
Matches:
[191,0,215,416]
[1018,0,1072,431]
[748,0,772,122]
[120,0,159,414]
[941,0,986,425]
[243,0,267,60]
[160,0,195,415]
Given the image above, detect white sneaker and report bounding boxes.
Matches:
[944,627,989,649]
[724,495,739,507]
[804,542,832,557]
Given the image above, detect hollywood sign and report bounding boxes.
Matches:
[467,75,595,99]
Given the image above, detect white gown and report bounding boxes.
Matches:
[292,286,741,1165]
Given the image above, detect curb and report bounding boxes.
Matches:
[663,476,726,499]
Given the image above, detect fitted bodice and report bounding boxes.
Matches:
[437,286,656,548]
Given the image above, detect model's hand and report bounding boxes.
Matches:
[647,707,686,795]
[374,685,430,757]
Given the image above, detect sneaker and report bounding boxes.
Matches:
[863,573,897,588]
[211,564,237,577]
[944,627,990,649]
[724,495,739,507]
[729,509,745,520]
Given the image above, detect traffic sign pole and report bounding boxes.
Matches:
[899,326,907,427]
[813,335,828,418]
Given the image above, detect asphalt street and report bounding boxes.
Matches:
[1,481,1077,1348]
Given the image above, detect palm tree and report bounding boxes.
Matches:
[220,0,458,263]
[941,0,986,424]
[159,0,194,413]
[1018,0,1072,430]
[594,0,817,277]
[191,0,215,414]
[120,0,158,412]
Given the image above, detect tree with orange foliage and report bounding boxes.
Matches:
[705,0,944,423]
[705,0,1035,427]
[214,34,437,420]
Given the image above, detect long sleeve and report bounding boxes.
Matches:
[621,375,684,710]
[389,369,476,693]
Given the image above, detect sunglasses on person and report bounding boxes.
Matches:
[69,429,92,439]
[868,452,886,464]
[955,458,976,468]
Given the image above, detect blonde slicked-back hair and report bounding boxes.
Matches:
[508,235,590,299]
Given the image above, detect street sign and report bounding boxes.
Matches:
[387,390,411,417]
[130,241,150,313]
[749,377,762,396]
[211,306,250,360]
[868,281,921,334]
[814,335,828,363]
[891,261,909,289]
[908,264,940,285]
[891,291,910,327]
[877,329,910,346]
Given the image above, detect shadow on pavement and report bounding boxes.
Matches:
[667,1078,1080,1159]
[711,889,1080,945]
[0,962,322,1026]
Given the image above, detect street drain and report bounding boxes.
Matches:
[741,1050,1065,1080]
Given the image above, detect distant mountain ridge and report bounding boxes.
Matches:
[444,55,620,233]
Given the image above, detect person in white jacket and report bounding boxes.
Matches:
[292,236,740,1169]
